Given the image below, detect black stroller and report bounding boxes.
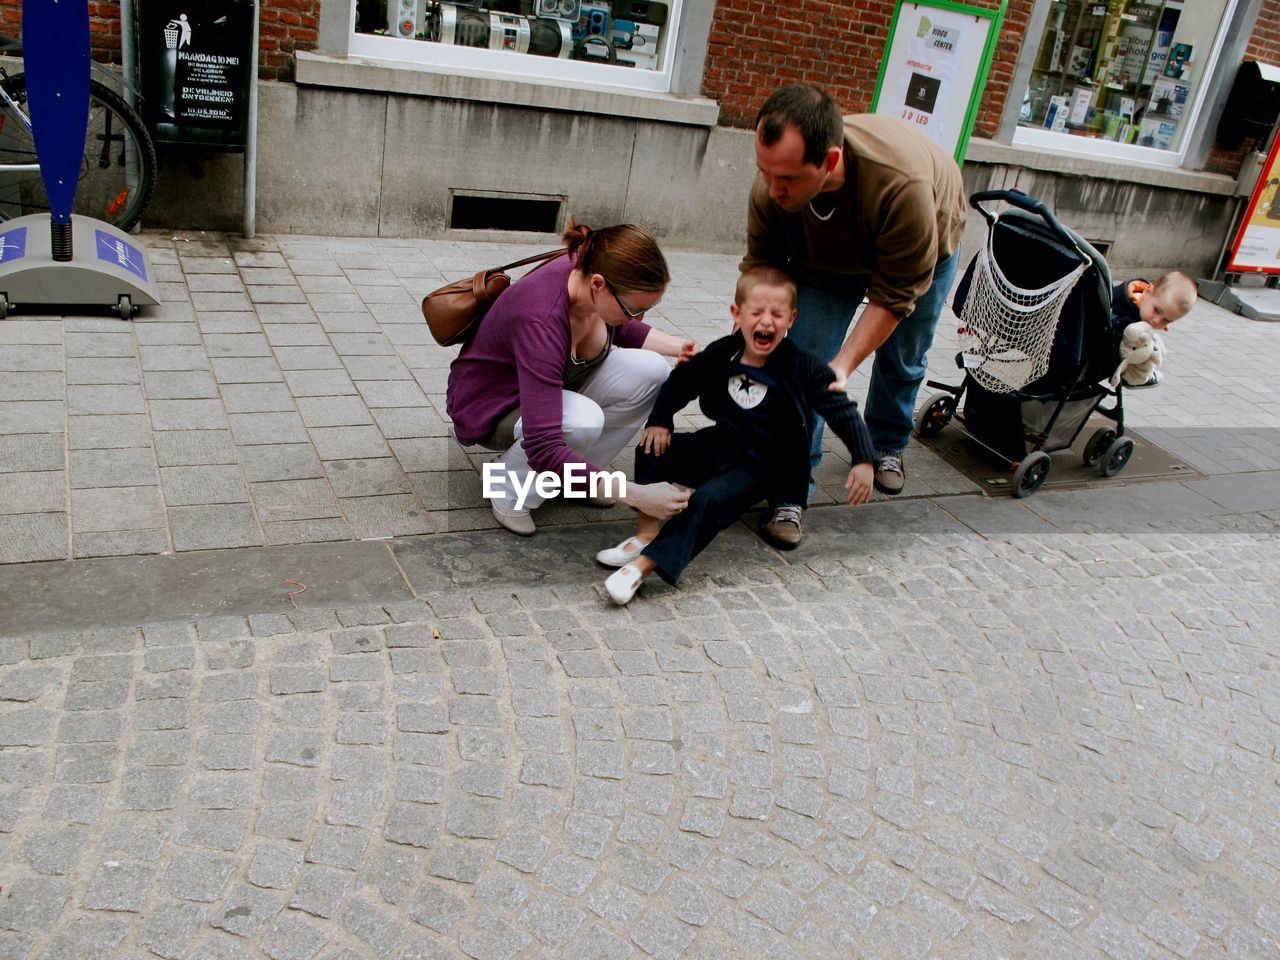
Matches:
[916,189,1132,498]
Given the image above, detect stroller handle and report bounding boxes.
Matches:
[969,188,1112,290]
[969,189,1082,253]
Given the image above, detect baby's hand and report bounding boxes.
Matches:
[643,426,672,456]
[845,462,874,506]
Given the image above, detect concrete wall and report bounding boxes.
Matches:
[148,81,1237,277]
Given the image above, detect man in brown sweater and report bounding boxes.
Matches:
[742,84,966,547]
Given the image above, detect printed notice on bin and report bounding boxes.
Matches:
[141,1,254,148]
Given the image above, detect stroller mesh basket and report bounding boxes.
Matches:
[959,228,1089,394]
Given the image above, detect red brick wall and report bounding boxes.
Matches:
[702,0,1276,179]
[702,0,1015,130]
[0,0,319,80]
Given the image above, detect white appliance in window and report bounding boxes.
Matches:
[394,0,423,37]
[533,0,582,22]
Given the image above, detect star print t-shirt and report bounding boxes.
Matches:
[720,361,788,463]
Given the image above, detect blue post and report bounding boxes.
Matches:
[20,0,91,260]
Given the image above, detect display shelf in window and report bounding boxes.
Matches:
[356,0,669,73]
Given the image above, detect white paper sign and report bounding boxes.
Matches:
[876,3,994,157]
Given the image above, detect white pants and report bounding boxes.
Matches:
[488,348,670,514]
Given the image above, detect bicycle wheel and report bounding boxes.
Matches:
[0,75,157,231]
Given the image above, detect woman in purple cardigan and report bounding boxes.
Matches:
[447,222,696,536]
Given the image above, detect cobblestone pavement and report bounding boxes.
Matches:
[1,229,1274,563]
[1,498,1278,960]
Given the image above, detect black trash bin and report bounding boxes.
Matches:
[139,0,256,150]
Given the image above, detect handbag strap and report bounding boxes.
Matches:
[495,247,569,274]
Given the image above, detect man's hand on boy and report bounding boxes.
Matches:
[676,340,699,365]
[642,426,672,456]
[845,462,874,505]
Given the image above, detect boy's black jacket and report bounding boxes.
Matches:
[646,332,878,506]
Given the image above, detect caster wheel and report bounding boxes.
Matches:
[1099,436,1135,478]
[914,391,956,438]
[1082,427,1116,467]
[117,295,133,321]
[1012,450,1051,498]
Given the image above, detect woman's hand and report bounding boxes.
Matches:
[643,329,700,360]
[623,481,690,520]
[642,426,672,456]
[845,462,874,506]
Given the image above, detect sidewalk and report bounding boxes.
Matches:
[3,229,1276,565]
[2,232,1280,960]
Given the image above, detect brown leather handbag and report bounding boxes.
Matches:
[422,248,568,346]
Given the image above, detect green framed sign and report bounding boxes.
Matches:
[869,0,1007,164]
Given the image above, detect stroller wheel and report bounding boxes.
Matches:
[1012,451,1051,498]
[1099,436,1135,478]
[1083,428,1116,467]
[914,392,956,438]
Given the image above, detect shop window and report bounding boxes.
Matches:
[351,0,678,91]
[1016,0,1234,159]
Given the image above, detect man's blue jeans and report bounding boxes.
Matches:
[788,249,961,498]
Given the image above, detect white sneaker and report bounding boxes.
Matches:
[490,501,535,536]
[596,536,647,568]
[605,563,645,605]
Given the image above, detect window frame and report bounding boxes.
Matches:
[1008,0,1241,166]
[346,1,684,94]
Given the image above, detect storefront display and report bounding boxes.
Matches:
[357,0,668,73]
[1017,0,1231,154]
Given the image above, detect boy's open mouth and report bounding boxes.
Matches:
[752,329,776,348]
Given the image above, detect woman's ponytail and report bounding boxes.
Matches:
[564,219,668,294]
[563,219,592,259]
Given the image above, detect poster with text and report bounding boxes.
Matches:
[874,1,994,159]
[1228,135,1280,274]
[140,0,255,148]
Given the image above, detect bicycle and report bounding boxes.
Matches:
[0,33,158,233]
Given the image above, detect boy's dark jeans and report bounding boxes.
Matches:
[634,431,771,585]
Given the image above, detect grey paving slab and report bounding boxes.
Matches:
[0,433,64,473]
[0,539,411,635]
[0,512,66,563]
[168,504,262,551]
[1182,470,1280,514]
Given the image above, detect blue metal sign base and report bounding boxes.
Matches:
[0,214,159,319]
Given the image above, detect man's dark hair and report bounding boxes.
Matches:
[755,84,843,167]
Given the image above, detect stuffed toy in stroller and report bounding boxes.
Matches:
[1110,321,1165,387]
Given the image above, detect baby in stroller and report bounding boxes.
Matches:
[1109,270,1197,388]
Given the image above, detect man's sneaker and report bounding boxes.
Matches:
[605,563,645,605]
[762,504,803,549]
[874,451,905,495]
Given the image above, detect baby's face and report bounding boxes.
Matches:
[1138,290,1184,331]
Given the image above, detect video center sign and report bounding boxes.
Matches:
[140,0,255,149]
[869,0,1005,163]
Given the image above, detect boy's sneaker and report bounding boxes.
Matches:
[874,451,905,495]
[762,504,804,549]
[596,536,647,568]
[605,563,645,605]
[1127,370,1163,388]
